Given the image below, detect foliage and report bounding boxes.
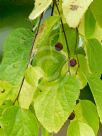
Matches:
[0,0,102,136]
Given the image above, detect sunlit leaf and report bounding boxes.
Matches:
[62,0,93,28]
[34,75,80,132]
[74,100,99,135]
[19,65,43,109]
[29,0,52,20]
[67,120,95,136]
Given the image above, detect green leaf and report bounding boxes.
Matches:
[76,55,90,89]
[25,65,43,86]
[91,0,102,27]
[0,81,12,105]
[62,0,93,28]
[34,48,66,81]
[33,17,66,81]
[34,75,80,132]
[34,16,60,49]
[67,120,95,136]
[85,8,96,38]
[29,0,52,20]
[79,18,102,43]
[85,39,102,74]
[1,106,39,136]
[19,65,43,109]
[0,100,13,116]
[93,25,102,43]
[41,127,52,136]
[0,28,34,85]
[0,128,4,136]
[58,24,77,56]
[88,75,102,124]
[61,54,89,89]
[74,100,99,135]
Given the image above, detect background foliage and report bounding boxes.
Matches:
[0,0,102,136]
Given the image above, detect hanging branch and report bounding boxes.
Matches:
[51,2,55,16]
[75,27,80,75]
[53,0,71,74]
[13,13,43,104]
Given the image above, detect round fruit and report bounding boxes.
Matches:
[55,42,63,51]
[69,58,77,67]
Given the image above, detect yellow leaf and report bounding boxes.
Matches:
[29,0,52,20]
[19,65,43,109]
[62,0,93,28]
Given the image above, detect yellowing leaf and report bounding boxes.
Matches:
[19,65,43,109]
[34,75,80,132]
[62,0,93,28]
[29,0,52,20]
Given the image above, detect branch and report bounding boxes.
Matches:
[75,27,80,75]
[13,14,43,104]
[53,0,71,74]
[51,2,55,16]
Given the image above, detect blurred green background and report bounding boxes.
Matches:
[0,0,34,61]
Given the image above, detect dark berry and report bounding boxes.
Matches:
[68,112,75,120]
[69,58,77,67]
[55,42,63,51]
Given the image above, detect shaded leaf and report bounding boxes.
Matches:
[33,17,66,81]
[86,39,102,74]
[58,24,77,56]
[76,55,90,89]
[85,8,96,38]
[0,28,34,85]
[91,0,102,27]
[88,75,102,124]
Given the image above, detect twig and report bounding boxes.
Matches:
[51,2,55,16]
[13,13,43,104]
[75,28,80,74]
[53,0,71,74]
